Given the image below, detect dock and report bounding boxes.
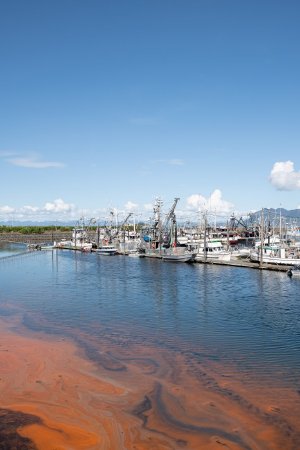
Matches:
[141,252,292,271]
[191,258,292,272]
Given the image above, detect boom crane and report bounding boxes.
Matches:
[161,197,180,247]
[118,212,133,239]
[109,212,133,240]
[119,212,133,230]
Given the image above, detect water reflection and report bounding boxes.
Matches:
[0,242,27,258]
[0,250,300,386]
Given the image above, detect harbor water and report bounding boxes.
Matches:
[1,245,300,449]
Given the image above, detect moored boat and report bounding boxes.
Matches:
[40,244,56,250]
[95,245,118,256]
[194,241,231,262]
[55,220,94,251]
[162,250,195,262]
[127,251,145,258]
[250,246,300,266]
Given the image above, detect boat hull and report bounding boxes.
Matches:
[96,246,117,256]
[195,252,231,262]
[162,253,195,262]
[250,253,300,266]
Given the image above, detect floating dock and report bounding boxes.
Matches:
[141,252,292,271]
[191,258,292,272]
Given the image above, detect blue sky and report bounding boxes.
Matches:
[1,0,300,222]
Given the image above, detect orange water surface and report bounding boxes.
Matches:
[0,314,300,450]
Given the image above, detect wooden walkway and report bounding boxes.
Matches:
[142,253,291,272]
[196,258,291,272]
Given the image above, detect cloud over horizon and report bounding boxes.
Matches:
[0,199,76,222]
[269,161,300,190]
[186,189,234,215]
[124,201,139,212]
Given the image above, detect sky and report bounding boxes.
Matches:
[1,0,300,224]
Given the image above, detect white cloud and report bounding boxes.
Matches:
[143,203,154,212]
[269,161,300,190]
[0,199,76,222]
[186,193,207,210]
[0,205,15,214]
[1,150,64,169]
[7,156,64,169]
[21,205,39,212]
[43,198,74,213]
[186,189,234,215]
[124,201,139,212]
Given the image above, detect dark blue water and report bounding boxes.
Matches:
[1,249,300,387]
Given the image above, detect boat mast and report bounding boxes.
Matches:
[203,212,207,262]
[260,208,264,269]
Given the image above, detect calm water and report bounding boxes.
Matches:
[1,248,300,388]
[0,241,27,258]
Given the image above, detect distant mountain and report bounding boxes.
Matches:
[1,208,300,226]
[0,220,76,226]
[0,219,114,226]
[250,208,300,220]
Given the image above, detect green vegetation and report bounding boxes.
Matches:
[0,223,144,235]
[0,225,73,234]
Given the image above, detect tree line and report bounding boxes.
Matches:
[0,225,73,234]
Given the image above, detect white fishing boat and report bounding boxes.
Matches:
[127,251,145,258]
[40,244,56,250]
[55,222,93,251]
[250,246,300,266]
[230,247,251,259]
[95,245,118,256]
[162,249,195,263]
[194,241,231,262]
[254,236,281,247]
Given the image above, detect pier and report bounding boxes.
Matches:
[194,258,292,272]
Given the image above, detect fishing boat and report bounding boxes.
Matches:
[139,197,184,260]
[95,245,118,256]
[40,243,56,250]
[230,247,251,259]
[127,251,145,258]
[55,220,93,251]
[250,245,300,266]
[162,250,195,262]
[194,241,231,262]
[161,244,195,262]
